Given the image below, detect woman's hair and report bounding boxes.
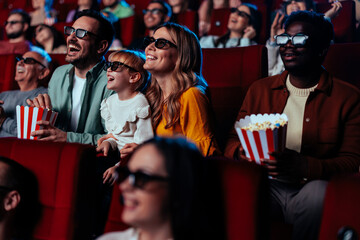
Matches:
[282,0,315,16]
[35,24,66,51]
[140,136,225,239]
[108,50,150,93]
[0,157,41,239]
[146,22,208,129]
[214,3,260,47]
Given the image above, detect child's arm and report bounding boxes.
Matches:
[103,165,118,185]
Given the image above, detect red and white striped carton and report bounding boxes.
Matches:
[234,113,288,165]
[16,106,58,140]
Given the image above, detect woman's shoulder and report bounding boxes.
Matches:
[200,35,218,48]
[97,228,138,240]
[180,87,209,106]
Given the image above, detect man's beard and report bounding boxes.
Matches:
[6,30,23,39]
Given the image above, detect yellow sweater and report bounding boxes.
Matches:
[155,87,219,156]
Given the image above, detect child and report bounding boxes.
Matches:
[97,50,154,184]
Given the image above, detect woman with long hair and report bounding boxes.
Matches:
[97,136,225,240]
[200,3,260,48]
[34,24,67,53]
[98,22,219,159]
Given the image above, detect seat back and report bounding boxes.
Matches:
[323,43,360,89]
[202,46,268,150]
[0,53,17,92]
[319,174,360,240]
[317,0,356,43]
[118,15,137,47]
[0,138,98,240]
[208,8,230,36]
[176,10,199,34]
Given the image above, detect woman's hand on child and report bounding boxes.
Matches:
[103,166,117,185]
[120,143,139,159]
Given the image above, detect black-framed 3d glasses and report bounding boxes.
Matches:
[116,166,169,189]
[274,33,309,47]
[64,26,98,39]
[4,20,24,26]
[142,8,164,15]
[103,61,138,72]
[230,8,252,21]
[143,36,177,49]
[16,57,46,69]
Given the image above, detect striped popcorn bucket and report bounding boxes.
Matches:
[234,113,288,165]
[16,106,58,140]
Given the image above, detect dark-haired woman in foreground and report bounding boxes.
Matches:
[97,136,225,240]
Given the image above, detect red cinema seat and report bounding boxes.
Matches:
[319,174,360,240]
[220,158,269,240]
[208,8,230,36]
[202,46,268,150]
[323,43,360,89]
[118,15,137,47]
[317,0,356,43]
[0,54,17,92]
[103,184,129,233]
[176,10,199,34]
[0,138,98,240]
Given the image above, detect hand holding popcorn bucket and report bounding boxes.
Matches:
[16,106,58,140]
[234,113,288,165]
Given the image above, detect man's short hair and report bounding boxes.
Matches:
[284,11,334,51]
[149,0,172,18]
[8,9,31,25]
[0,157,41,239]
[75,9,115,55]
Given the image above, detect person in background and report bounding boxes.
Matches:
[200,3,260,48]
[30,0,57,26]
[0,50,51,137]
[198,0,242,36]
[101,0,134,19]
[0,9,32,55]
[128,0,172,51]
[267,0,342,76]
[34,24,67,54]
[66,0,100,23]
[0,156,41,240]
[27,10,115,145]
[97,50,153,185]
[225,11,360,240]
[97,136,226,240]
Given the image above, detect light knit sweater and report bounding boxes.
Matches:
[283,76,317,152]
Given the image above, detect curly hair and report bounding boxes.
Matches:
[145,22,208,129]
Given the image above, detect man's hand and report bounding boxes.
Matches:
[103,166,118,185]
[30,120,67,142]
[262,149,308,183]
[27,93,53,109]
[270,12,285,43]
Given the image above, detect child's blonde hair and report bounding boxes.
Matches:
[108,50,150,92]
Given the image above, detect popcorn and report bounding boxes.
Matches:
[234,113,288,164]
[16,106,58,140]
